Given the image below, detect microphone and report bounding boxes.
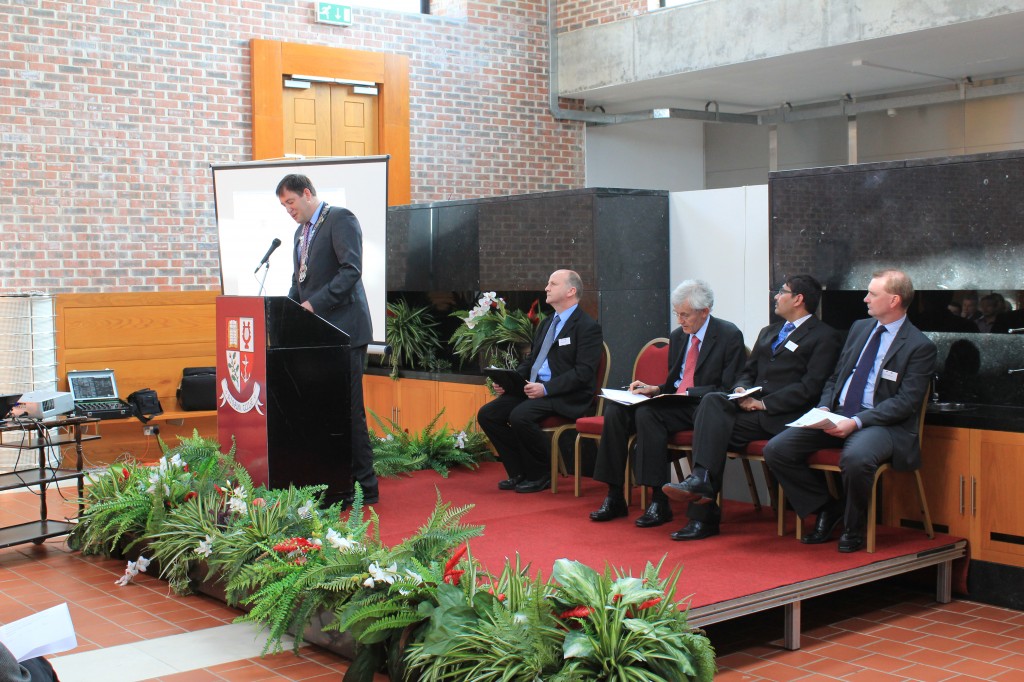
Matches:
[254,238,282,272]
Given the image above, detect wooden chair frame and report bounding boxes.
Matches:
[573,338,669,498]
[548,341,611,493]
[776,390,936,552]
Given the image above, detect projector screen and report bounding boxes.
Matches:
[211,156,388,345]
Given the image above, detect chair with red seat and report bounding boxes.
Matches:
[547,341,611,493]
[776,391,935,552]
[725,439,773,513]
[572,337,669,497]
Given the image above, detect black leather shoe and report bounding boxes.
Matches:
[662,474,714,503]
[670,519,720,540]
[589,496,628,522]
[838,532,865,553]
[514,477,551,493]
[801,501,843,544]
[498,475,525,491]
[635,501,673,528]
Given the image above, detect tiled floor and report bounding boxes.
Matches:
[3,488,1024,680]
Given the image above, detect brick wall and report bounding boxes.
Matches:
[557,0,648,33]
[0,1,587,293]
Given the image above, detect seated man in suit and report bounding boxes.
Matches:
[662,275,842,540]
[764,269,937,552]
[478,269,604,493]
[589,279,746,530]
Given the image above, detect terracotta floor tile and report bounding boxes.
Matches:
[951,642,1017,663]
[799,657,864,678]
[909,633,970,651]
[868,624,928,643]
[917,620,982,639]
[902,647,966,669]
[851,652,914,674]
[991,651,1024,669]
[895,662,959,682]
[945,657,1015,678]
[920,608,979,625]
[843,669,908,681]
[803,641,871,662]
[739,660,806,682]
[970,617,1024,635]
[864,638,924,659]
[714,670,765,681]
[992,669,1024,682]
[957,629,1020,649]
[876,612,936,630]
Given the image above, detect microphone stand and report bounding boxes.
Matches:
[255,262,270,296]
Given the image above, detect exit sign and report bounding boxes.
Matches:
[316,2,352,26]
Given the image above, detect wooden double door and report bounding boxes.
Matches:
[283,81,378,158]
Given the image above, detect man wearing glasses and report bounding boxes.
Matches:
[663,275,842,539]
[762,269,937,552]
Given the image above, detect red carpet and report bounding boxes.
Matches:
[369,462,963,608]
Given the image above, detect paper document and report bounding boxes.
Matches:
[728,386,762,400]
[0,602,77,662]
[600,388,701,406]
[786,407,846,430]
[601,388,649,405]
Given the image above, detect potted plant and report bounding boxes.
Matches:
[449,293,541,370]
[384,299,443,379]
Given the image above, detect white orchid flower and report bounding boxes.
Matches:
[326,528,359,551]
[367,561,399,585]
[363,576,375,588]
[455,431,467,449]
[194,535,214,557]
[297,502,314,519]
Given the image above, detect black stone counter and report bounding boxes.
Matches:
[925,403,1024,433]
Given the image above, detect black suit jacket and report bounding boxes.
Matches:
[820,317,937,470]
[658,316,746,398]
[514,307,603,419]
[288,204,373,348]
[735,316,842,434]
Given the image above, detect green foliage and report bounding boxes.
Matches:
[369,409,492,478]
[547,558,716,682]
[405,555,564,681]
[384,299,443,379]
[449,293,541,369]
[74,430,715,682]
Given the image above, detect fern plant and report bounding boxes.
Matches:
[369,409,492,478]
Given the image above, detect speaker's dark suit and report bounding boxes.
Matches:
[764,316,937,533]
[478,307,603,481]
[288,203,376,497]
[685,316,842,523]
[593,316,746,489]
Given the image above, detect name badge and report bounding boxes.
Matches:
[784,340,799,352]
[558,337,571,347]
[881,369,898,382]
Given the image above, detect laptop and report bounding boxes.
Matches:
[67,370,132,420]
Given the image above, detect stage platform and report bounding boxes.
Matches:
[371,462,967,650]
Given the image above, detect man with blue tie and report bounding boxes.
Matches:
[662,275,841,540]
[478,270,604,493]
[763,269,937,552]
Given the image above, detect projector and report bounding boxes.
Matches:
[12,390,75,420]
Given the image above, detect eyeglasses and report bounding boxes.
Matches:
[775,287,793,296]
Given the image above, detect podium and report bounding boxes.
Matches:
[216,296,352,495]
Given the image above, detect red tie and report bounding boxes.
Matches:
[676,336,700,394]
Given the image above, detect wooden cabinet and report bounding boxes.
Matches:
[885,425,1024,568]
[436,381,491,431]
[363,375,489,435]
[887,426,971,539]
[970,429,1024,567]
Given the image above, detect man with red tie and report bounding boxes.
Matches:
[589,280,746,530]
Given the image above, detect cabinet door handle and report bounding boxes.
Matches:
[971,476,977,517]
[959,475,965,516]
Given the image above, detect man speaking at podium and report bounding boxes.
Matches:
[277,173,378,508]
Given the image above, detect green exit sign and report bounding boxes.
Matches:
[316,2,352,26]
